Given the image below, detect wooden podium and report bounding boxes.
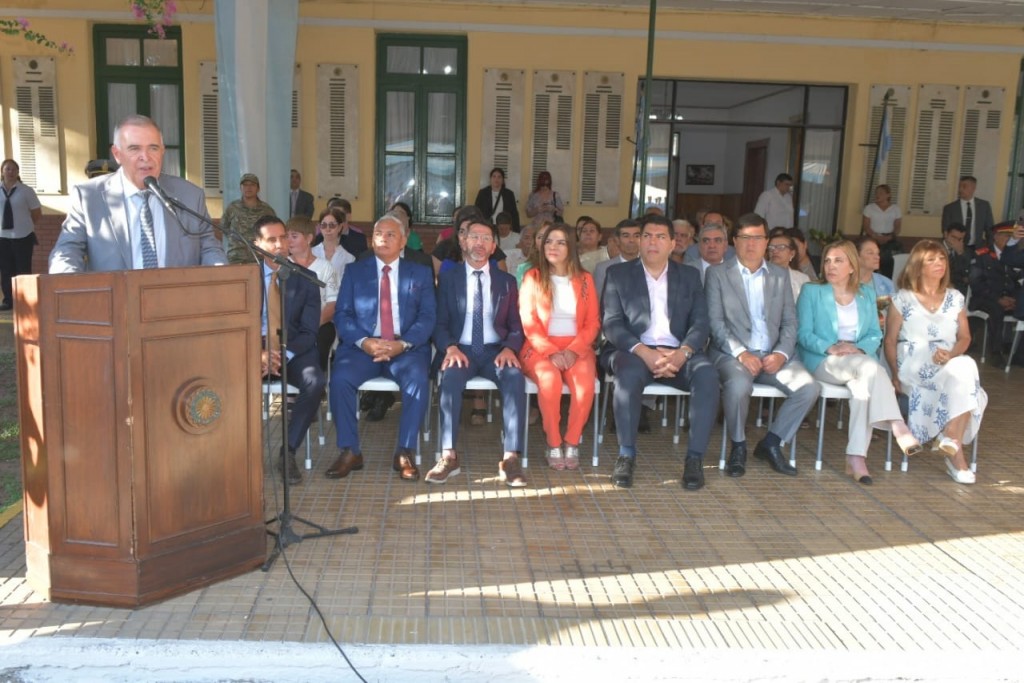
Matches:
[13,264,266,607]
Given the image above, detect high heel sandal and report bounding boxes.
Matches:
[546,446,565,470]
[845,456,873,486]
[895,434,923,457]
[563,444,580,471]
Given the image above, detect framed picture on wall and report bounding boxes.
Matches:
[685,164,715,186]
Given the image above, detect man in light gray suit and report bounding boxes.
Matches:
[705,213,819,478]
[49,114,226,273]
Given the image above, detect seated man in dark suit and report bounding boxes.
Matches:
[256,216,325,485]
[601,215,720,490]
[942,222,972,297]
[706,213,819,478]
[431,218,527,487]
[970,222,1019,363]
[328,214,436,481]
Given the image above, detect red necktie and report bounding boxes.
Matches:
[380,264,395,340]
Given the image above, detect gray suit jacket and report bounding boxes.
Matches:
[49,172,226,273]
[292,189,314,218]
[705,258,797,360]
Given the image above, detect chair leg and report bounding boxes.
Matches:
[661,398,669,428]
[755,396,765,428]
[884,430,893,472]
[970,436,979,473]
[1006,329,1022,373]
[980,322,988,364]
[672,396,681,444]
[522,394,531,468]
[788,435,797,469]
[815,397,826,470]
[305,430,312,470]
[719,419,728,470]
[598,383,610,444]
[591,388,600,467]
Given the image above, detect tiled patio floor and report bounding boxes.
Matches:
[2,360,1023,660]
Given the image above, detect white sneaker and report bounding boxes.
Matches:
[945,457,976,484]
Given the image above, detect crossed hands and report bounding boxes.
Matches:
[261,349,282,377]
[738,351,785,376]
[361,338,406,362]
[827,341,862,357]
[637,346,687,379]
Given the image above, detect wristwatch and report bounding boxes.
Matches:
[401,341,412,352]
[681,346,694,360]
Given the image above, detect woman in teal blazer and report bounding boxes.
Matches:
[796,241,922,485]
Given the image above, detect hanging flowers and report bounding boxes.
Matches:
[0,18,74,55]
[130,0,178,38]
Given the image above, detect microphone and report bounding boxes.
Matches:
[143,176,177,215]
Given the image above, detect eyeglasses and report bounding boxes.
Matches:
[735,234,767,242]
[319,221,339,229]
[465,233,494,243]
[767,244,792,252]
[701,236,726,244]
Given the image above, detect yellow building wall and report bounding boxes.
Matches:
[2,0,1022,236]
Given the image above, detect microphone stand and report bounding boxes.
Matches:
[162,193,357,571]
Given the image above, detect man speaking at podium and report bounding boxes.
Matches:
[49,114,226,273]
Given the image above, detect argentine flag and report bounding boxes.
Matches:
[876,105,892,171]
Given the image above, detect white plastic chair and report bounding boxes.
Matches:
[356,377,431,465]
[432,375,500,460]
[717,383,798,470]
[524,377,601,468]
[262,380,318,470]
[598,374,691,457]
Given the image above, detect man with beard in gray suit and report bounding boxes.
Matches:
[705,213,818,478]
[50,114,225,273]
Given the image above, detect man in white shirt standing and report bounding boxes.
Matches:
[754,173,795,230]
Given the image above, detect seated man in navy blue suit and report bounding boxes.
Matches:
[256,216,326,485]
[432,218,527,487]
[327,214,436,481]
[601,215,720,490]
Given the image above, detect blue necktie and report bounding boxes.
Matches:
[471,270,484,357]
[138,191,158,269]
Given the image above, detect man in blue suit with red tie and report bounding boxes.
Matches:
[431,218,527,487]
[327,214,436,481]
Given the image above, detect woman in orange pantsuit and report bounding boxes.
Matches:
[519,224,600,470]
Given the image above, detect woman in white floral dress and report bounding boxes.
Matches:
[884,240,986,484]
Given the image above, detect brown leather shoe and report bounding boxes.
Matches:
[498,453,527,488]
[325,448,363,479]
[392,448,420,481]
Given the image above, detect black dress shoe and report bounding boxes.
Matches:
[611,456,635,488]
[726,444,747,477]
[638,407,652,434]
[682,457,705,490]
[754,440,797,476]
[366,393,396,421]
[276,447,303,485]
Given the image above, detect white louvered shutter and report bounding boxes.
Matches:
[291,63,302,171]
[958,85,1005,197]
[530,70,575,204]
[579,71,623,206]
[316,64,359,200]
[198,61,221,195]
[862,85,910,204]
[908,84,960,215]
[11,56,61,194]
[480,68,524,193]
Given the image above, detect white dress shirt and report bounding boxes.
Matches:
[739,260,771,354]
[754,187,794,229]
[639,264,681,348]
[458,262,499,346]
